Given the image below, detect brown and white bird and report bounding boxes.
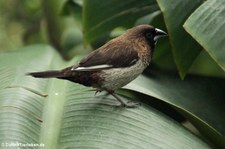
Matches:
[28,24,167,107]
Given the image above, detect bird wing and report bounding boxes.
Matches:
[72,41,139,71]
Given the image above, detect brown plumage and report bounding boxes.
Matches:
[28,24,167,107]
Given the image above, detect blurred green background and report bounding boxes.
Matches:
[0,0,225,149]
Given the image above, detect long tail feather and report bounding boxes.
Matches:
[27,70,63,78]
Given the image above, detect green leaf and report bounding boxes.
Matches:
[124,71,225,149]
[150,12,176,70]
[61,0,82,17]
[42,0,67,54]
[184,0,225,72]
[83,0,159,44]
[0,45,212,149]
[156,0,204,78]
[189,50,225,78]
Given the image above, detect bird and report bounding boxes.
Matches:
[27,24,167,107]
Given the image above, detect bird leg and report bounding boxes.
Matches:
[108,91,139,108]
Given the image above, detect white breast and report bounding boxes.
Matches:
[100,60,146,91]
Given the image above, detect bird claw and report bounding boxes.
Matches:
[95,89,102,95]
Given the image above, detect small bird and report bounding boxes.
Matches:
[28,24,167,107]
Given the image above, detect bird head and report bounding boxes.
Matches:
[125,24,167,48]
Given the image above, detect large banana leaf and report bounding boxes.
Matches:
[83,0,159,44]
[156,0,204,78]
[184,0,225,72]
[124,71,225,149]
[0,45,212,149]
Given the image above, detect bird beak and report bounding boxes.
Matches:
[154,28,167,41]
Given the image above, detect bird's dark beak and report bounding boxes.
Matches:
[154,28,167,41]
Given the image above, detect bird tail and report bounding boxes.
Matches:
[27,67,94,87]
[27,70,63,78]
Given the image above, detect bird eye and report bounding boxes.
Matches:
[145,32,153,39]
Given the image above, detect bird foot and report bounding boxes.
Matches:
[120,101,140,108]
[108,91,140,108]
[95,89,102,95]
